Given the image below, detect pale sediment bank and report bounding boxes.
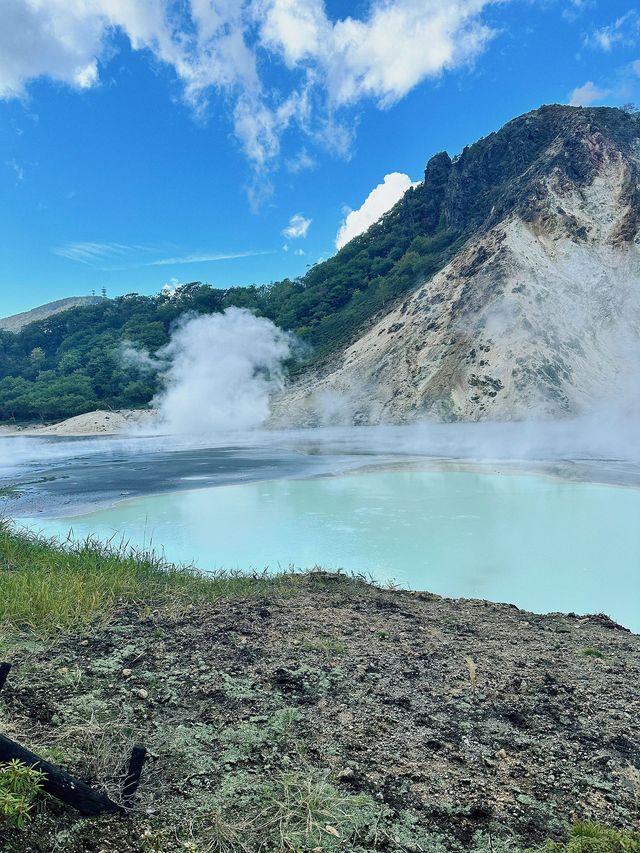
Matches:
[0,409,154,437]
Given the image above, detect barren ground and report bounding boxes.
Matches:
[1,577,639,851]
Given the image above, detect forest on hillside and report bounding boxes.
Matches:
[0,178,459,422]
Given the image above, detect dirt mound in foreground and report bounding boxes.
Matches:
[1,578,639,851]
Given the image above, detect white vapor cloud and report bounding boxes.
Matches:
[568,80,610,107]
[0,0,505,182]
[282,213,311,239]
[120,340,159,374]
[153,308,294,433]
[336,172,418,250]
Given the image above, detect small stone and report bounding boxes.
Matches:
[122,668,133,678]
[495,748,507,760]
[134,688,149,699]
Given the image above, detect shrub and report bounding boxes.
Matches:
[0,759,45,829]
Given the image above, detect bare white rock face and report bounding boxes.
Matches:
[275,136,640,425]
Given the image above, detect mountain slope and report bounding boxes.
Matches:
[276,105,640,424]
[0,297,104,333]
[1,105,639,424]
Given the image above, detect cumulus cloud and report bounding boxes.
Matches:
[258,0,498,108]
[0,0,504,181]
[336,172,417,250]
[568,80,610,107]
[282,213,311,239]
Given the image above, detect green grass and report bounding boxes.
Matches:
[535,822,640,851]
[581,648,606,659]
[0,521,311,635]
[301,637,347,655]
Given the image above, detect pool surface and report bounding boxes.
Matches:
[18,467,640,632]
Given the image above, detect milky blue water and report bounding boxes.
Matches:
[18,467,640,632]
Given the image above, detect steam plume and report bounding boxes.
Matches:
[153,308,293,434]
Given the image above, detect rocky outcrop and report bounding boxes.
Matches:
[276,106,640,424]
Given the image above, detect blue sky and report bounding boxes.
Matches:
[1,0,639,317]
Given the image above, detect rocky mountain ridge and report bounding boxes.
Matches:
[276,105,640,424]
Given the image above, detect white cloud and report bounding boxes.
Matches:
[562,0,594,20]
[294,248,305,256]
[282,213,311,239]
[54,241,273,268]
[632,59,640,76]
[286,148,316,173]
[336,172,417,250]
[53,241,135,263]
[0,0,505,180]
[6,159,24,182]
[147,250,273,266]
[568,80,610,107]
[586,11,640,52]
[258,0,497,108]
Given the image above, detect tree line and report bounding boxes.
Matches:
[0,178,460,422]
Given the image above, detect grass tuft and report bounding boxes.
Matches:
[200,771,379,852]
[0,520,319,636]
[534,821,640,851]
[581,648,606,659]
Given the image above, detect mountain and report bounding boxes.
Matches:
[277,105,640,424]
[0,297,104,333]
[0,105,639,424]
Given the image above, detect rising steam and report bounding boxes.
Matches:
[121,308,295,435]
[154,308,293,434]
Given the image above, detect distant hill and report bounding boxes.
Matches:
[0,296,104,333]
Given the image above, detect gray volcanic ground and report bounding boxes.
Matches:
[2,421,640,518]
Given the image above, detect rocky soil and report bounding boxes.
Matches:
[1,577,639,851]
